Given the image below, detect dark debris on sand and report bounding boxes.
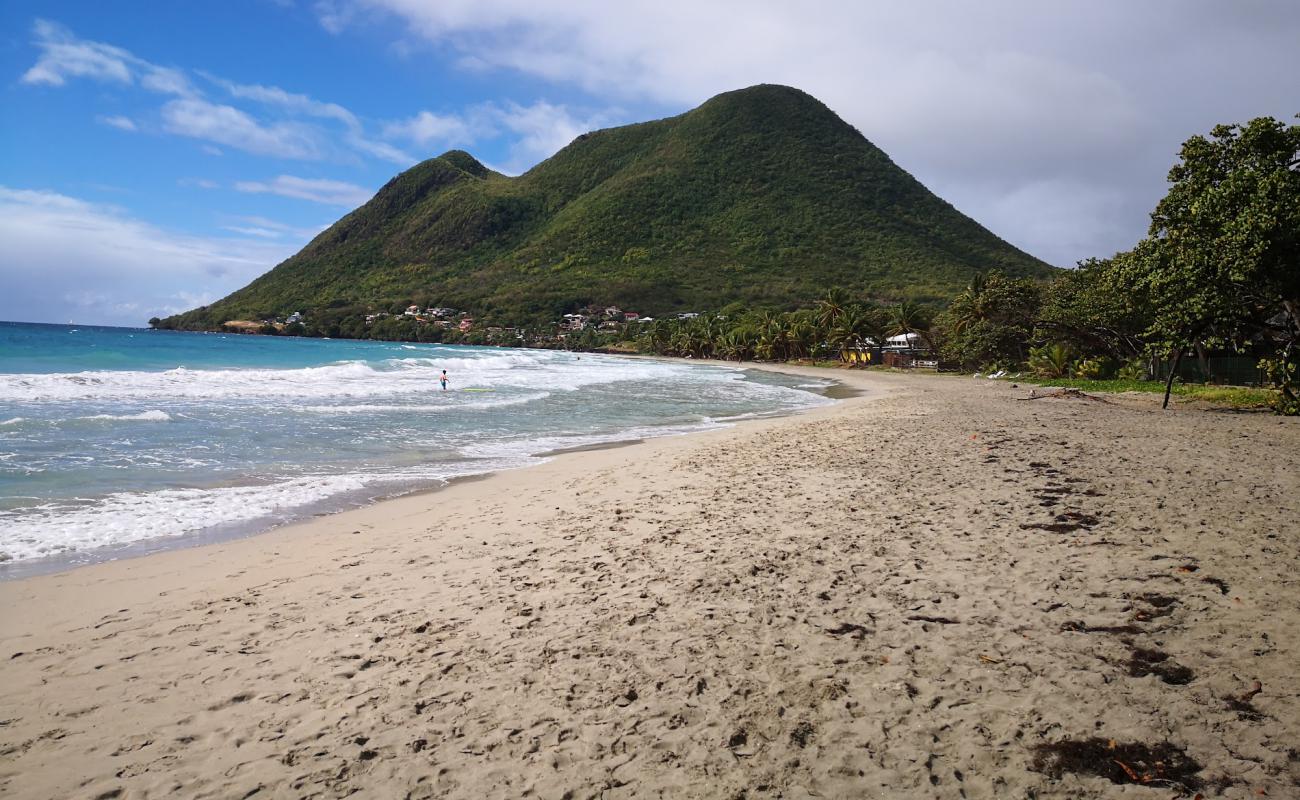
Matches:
[1127,645,1195,685]
[1030,737,1203,791]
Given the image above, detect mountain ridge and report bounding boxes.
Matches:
[159,84,1056,330]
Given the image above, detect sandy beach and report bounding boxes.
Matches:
[2,368,1298,798]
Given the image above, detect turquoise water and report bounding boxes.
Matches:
[0,321,831,570]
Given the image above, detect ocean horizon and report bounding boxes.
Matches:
[0,320,832,575]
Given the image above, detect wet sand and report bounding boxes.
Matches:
[1,368,1297,798]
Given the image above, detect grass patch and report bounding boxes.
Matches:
[1021,378,1275,409]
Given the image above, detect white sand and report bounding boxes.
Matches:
[2,369,1298,798]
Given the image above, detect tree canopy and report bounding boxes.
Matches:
[1114,115,1300,409]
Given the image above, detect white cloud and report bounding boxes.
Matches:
[315,0,360,34]
[0,186,297,326]
[222,225,287,239]
[22,19,195,96]
[162,98,323,159]
[206,75,416,165]
[221,215,329,239]
[139,65,195,97]
[493,100,614,171]
[21,19,133,87]
[384,109,479,146]
[345,134,415,165]
[234,175,374,206]
[98,114,137,132]
[22,21,413,166]
[384,100,617,173]
[208,75,359,126]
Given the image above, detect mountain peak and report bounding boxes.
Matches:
[436,149,491,177]
[696,83,828,115]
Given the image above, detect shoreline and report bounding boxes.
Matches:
[0,361,841,582]
[1,361,864,586]
[2,367,1297,798]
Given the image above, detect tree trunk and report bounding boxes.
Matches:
[1163,347,1185,409]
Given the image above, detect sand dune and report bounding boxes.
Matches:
[2,369,1297,798]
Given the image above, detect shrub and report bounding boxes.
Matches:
[1028,343,1075,378]
[1116,357,1149,381]
[1073,355,1116,380]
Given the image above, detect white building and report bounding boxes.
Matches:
[884,332,925,350]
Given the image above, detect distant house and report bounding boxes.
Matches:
[459,317,474,332]
[677,312,699,320]
[880,332,932,368]
[285,312,303,324]
[562,313,588,331]
[623,311,640,321]
[404,305,420,316]
[429,307,456,318]
[603,306,622,319]
[884,332,925,350]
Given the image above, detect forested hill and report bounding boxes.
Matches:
[158,84,1056,330]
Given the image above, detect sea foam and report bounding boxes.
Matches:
[80,410,173,422]
[0,351,669,403]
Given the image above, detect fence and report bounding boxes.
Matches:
[1153,354,1266,386]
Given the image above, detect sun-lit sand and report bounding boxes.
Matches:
[2,368,1297,798]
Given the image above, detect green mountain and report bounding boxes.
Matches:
[160,84,1055,329]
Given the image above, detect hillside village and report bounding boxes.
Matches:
[235,304,703,351]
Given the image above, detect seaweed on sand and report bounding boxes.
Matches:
[1030,737,1203,791]
[1127,646,1195,685]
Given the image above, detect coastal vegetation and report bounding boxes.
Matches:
[1018,379,1275,409]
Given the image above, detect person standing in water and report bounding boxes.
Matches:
[439,370,449,391]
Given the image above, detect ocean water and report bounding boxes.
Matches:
[0,321,832,572]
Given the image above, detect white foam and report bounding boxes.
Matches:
[79,410,173,422]
[0,461,521,563]
[0,417,23,426]
[292,392,550,415]
[0,350,694,403]
[457,419,730,462]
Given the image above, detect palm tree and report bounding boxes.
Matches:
[718,328,757,361]
[831,305,879,349]
[888,301,936,351]
[947,274,987,335]
[788,319,818,359]
[644,319,674,354]
[699,314,727,355]
[814,288,850,335]
[757,316,791,361]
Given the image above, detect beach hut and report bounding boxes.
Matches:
[839,342,881,367]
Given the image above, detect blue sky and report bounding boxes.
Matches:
[2,1,1298,326]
